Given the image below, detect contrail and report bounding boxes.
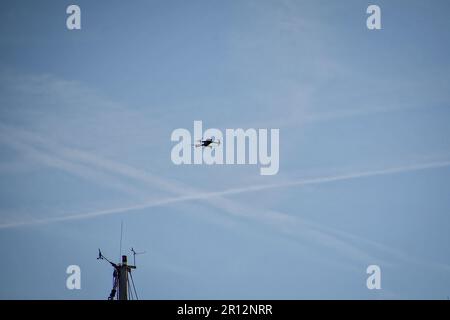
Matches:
[0,124,192,195]
[1,159,449,229]
[0,124,391,268]
[240,160,450,192]
[2,74,448,277]
[0,136,149,198]
[2,124,450,272]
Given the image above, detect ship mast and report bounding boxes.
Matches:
[98,250,138,300]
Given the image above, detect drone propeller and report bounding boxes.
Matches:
[97,249,103,260]
[210,139,220,145]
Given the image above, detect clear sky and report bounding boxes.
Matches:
[1,0,450,299]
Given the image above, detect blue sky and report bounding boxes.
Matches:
[1,0,450,299]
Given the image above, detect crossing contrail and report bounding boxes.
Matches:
[2,124,450,273]
[1,160,449,229]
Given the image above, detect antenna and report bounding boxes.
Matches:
[97,224,140,300]
[131,247,146,266]
[119,221,124,261]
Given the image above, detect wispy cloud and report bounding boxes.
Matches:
[0,128,150,199]
[1,135,448,257]
[3,68,450,279]
[2,158,449,229]
[2,121,450,273]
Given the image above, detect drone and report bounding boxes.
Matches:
[193,137,221,148]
